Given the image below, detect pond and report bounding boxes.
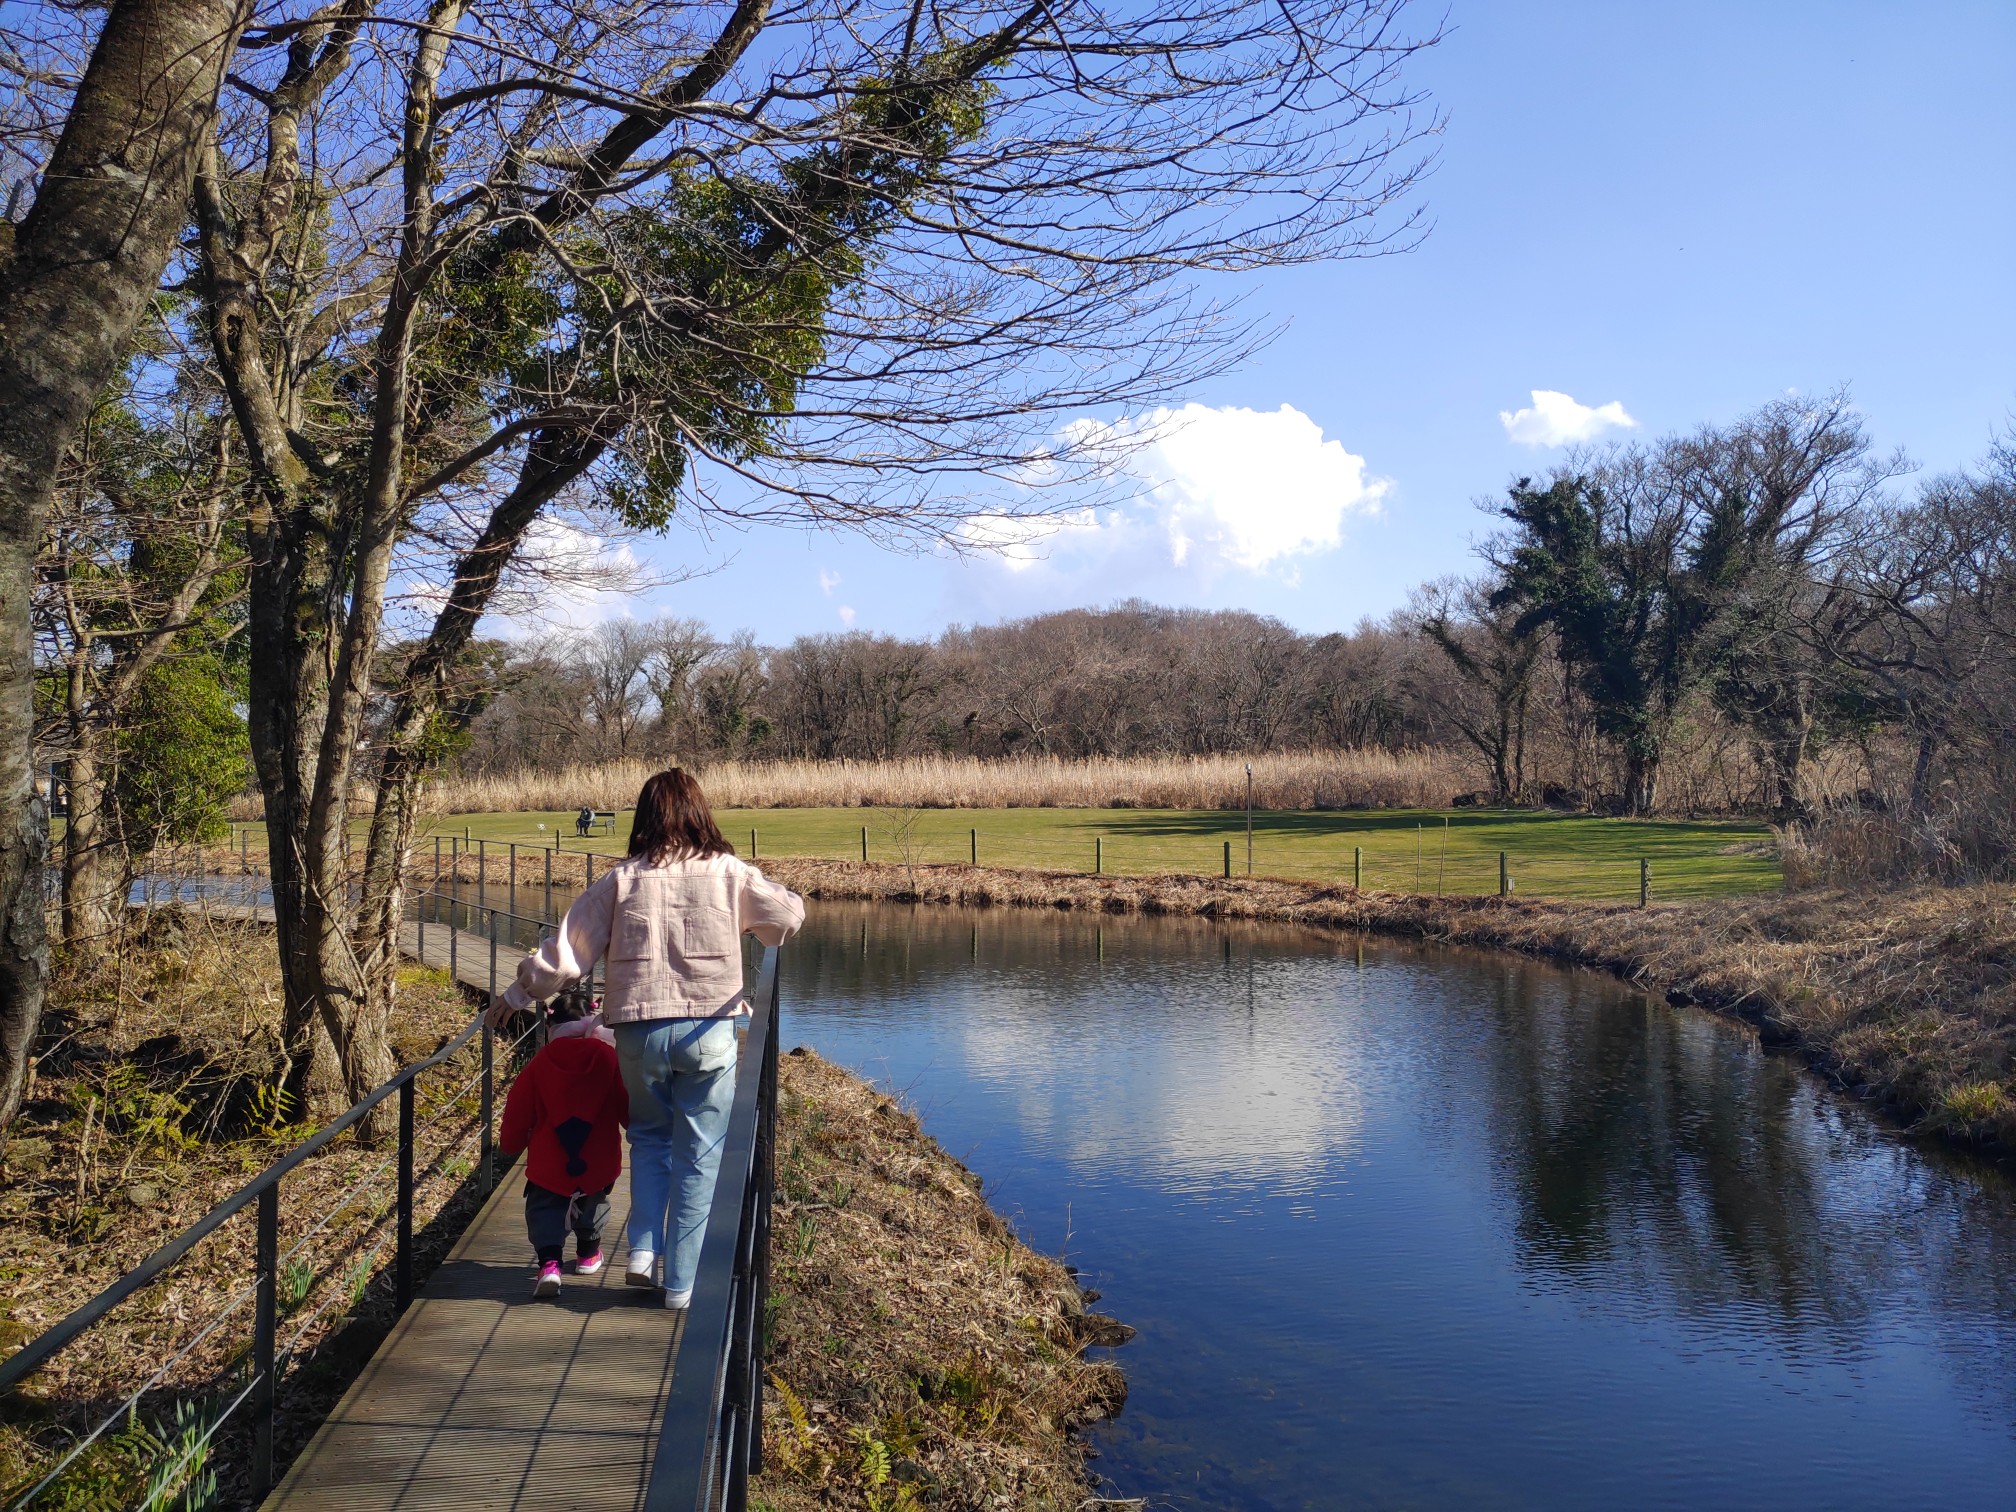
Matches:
[776,901,2016,1512]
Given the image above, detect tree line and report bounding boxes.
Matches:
[459,394,2016,867]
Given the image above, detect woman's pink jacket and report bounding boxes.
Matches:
[502,851,804,1024]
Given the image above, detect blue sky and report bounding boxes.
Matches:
[576,1,2016,642]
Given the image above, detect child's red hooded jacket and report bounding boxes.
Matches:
[499,1036,629,1194]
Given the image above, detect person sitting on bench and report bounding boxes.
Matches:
[576,805,595,837]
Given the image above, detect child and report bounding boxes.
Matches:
[498,1002,629,1298]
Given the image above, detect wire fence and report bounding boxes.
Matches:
[0,884,568,1512]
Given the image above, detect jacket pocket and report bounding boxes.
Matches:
[611,901,656,961]
[681,905,738,961]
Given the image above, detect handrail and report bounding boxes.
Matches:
[0,1014,483,1394]
[0,883,567,1510]
[645,945,781,1512]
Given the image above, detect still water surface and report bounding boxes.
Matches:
[777,902,2016,1512]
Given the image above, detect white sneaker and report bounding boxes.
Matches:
[625,1252,657,1289]
[663,1285,692,1311]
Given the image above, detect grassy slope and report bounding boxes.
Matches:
[302,806,1780,902]
[760,1049,1127,1512]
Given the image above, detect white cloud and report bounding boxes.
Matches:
[836,604,857,626]
[495,519,646,630]
[957,403,1386,581]
[1499,389,1638,447]
[818,568,842,596]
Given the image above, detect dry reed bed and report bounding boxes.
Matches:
[412,750,1470,816]
[760,1048,1129,1512]
[757,859,2016,1155]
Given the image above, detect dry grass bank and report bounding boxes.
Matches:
[0,916,493,1510]
[757,859,2016,1155]
[760,1049,1129,1512]
[409,750,1468,817]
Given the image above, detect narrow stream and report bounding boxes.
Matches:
[772,901,2016,1512]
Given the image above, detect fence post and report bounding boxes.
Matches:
[1223,840,1231,879]
[544,846,553,923]
[860,825,868,863]
[1499,851,1509,897]
[1354,846,1362,891]
[509,842,517,896]
[970,828,977,866]
[1640,858,1650,908]
[251,1183,279,1498]
[396,1078,415,1312]
[449,905,458,979]
[1095,836,1102,875]
[751,826,758,860]
[418,897,426,963]
[477,839,486,909]
[586,851,595,889]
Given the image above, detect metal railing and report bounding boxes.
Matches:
[644,945,780,1512]
[6,865,777,1512]
[0,886,566,1512]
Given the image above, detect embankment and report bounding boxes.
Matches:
[760,859,2016,1156]
[760,1047,1130,1511]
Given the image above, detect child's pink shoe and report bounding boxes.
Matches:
[575,1249,605,1276]
[532,1260,562,1299]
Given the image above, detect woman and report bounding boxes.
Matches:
[490,769,804,1308]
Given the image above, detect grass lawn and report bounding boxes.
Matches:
[224,805,1781,902]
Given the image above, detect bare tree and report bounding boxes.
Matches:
[1414,576,1543,805]
[35,373,243,958]
[0,0,252,1127]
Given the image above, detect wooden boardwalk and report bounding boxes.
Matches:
[261,1167,683,1512]
[140,882,679,1510]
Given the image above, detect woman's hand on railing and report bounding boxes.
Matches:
[483,995,517,1031]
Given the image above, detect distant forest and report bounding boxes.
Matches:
[447,395,2015,869]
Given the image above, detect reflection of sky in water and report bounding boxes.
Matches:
[781,904,2016,1512]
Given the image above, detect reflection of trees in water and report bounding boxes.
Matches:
[1467,956,2016,1416]
[790,902,2016,1425]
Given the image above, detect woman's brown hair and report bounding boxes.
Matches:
[628,768,733,864]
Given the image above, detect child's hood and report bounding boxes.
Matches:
[536,1034,620,1083]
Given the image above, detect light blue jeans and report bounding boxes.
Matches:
[615,1017,738,1295]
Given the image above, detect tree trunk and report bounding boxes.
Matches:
[1621,746,1660,817]
[0,0,251,1128]
[59,728,116,960]
[353,436,604,1039]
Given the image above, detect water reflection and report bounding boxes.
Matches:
[780,902,2016,1511]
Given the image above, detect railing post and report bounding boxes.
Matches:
[1499,851,1509,897]
[586,851,594,889]
[1354,845,1362,890]
[396,1079,415,1312]
[860,824,868,863]
[1094,836,1102,875]
[478,839,486,909]
[1640,858,1650,908]
[544,846,553,923]
[751,826,758,860]
[481,916,496,1194]
[509,841,517,898]
[450,904,458,980]
[434,834,441,889]
[970,827,977,866]
[1223,840,1231,879]
[251,1183,279,1499]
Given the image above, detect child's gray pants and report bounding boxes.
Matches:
[524,1180,611,1264]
